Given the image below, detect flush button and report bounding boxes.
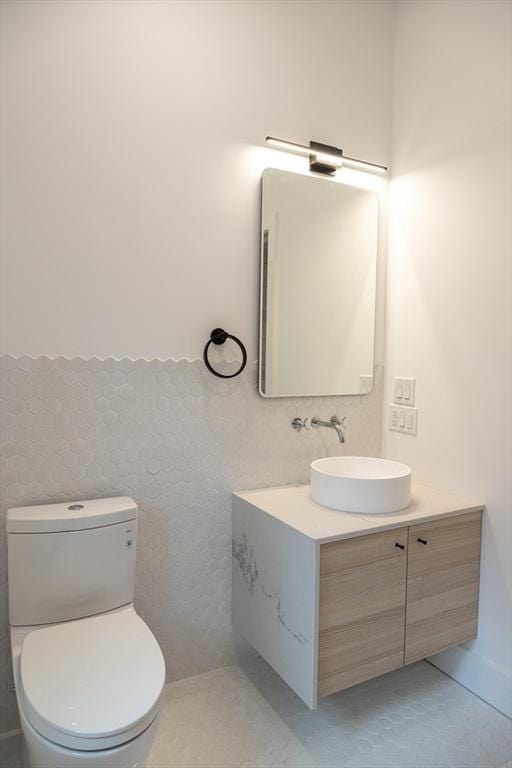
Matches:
[67,504,84,511]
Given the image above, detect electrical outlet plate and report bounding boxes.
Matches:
[388,403,418,435]
[393,377,416,406]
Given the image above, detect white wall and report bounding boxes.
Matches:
[0,0,395,362]
[385,0,512,715]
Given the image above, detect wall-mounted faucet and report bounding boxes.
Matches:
[291,415,346,443]
[311,416,346,444]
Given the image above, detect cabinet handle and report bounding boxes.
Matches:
[395,543,405,550]
[417,538,428,545]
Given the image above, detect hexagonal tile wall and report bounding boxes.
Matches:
[0,355,383,733]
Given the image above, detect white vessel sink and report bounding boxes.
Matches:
[310,456,412,514]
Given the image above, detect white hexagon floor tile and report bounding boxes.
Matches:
[149,658,512,768]
[0,659,510,768]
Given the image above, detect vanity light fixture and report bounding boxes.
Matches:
[265,136,387,176]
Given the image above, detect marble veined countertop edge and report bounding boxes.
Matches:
[232,482,484,544]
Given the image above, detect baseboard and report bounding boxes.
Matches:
[428,645,512,719]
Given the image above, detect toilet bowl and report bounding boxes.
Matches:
[7,497,166,768]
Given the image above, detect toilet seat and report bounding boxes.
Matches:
[19,607,166,751]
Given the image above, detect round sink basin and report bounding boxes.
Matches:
[311,456,412,514]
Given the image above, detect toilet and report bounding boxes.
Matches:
[7,497,166,768]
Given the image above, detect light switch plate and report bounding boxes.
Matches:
[393,377,416,406]
[359,374,374,394]
[388,404,418,435]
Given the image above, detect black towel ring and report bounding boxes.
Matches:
[203,328,248,379]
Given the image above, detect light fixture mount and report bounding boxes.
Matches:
[308,141,343,176]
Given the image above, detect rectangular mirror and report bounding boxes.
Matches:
[259,169,379,397]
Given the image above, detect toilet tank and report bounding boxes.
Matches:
[7,497,138,627]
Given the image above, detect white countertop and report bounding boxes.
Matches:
[233,483,484,544]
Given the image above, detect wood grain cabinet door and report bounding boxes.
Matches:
[318,528,408,698]
[405,511,482,664]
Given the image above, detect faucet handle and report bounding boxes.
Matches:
[291,417,309,432]
[331,415,347,426]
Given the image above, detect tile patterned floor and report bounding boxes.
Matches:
[1,659,511,768]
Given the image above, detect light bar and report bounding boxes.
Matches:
[265,137,312,157]
[342,155,388,175]
[265,136,387,176]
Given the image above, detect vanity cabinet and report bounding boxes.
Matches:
[317,512,482,698]
[232,484,483,709]
[405,511,481,663]
[318,528,407,696]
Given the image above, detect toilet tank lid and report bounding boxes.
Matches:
[7,496,138,533]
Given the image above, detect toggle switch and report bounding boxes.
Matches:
[394,377,415,405]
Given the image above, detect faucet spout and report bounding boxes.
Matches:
[311,416,346,444]
[332,420,346,444]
